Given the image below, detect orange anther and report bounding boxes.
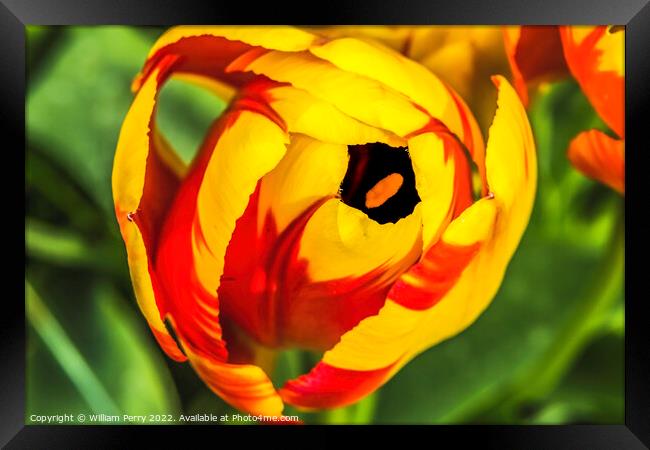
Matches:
[365,173,404,208]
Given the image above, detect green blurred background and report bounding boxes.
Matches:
[25,26,624,425]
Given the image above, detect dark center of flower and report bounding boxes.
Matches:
[340,143,421,224]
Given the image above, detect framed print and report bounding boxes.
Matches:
[4,0,650,447]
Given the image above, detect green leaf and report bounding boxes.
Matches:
[522,334,624,424]
[26,219,127,278]
[26,149,104,233]
[26,272,181,423]
[26,280,121,417]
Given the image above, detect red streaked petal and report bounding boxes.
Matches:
[185,347,284,416]
[232,49,430,137]
[559,26,625,138]
[217,128,424,350]
[154,143,229,363]
[134,26,318,92]
[503,26,569,107]
[279,362,395,410]
[150,327,186,362]
[112,55,186,361]
[154,103,290,415]
[407,130,473,253]
[278,204,490,409]
[389,240,481,311]
[308,37,479,149]
[266,85,405,147]
[287,78,534,411]
[446,86,487,194]
[219,181,422,350]
[319,198,496,369]
[567,129,625,194]
[395,75,536,361]
[275,198,496,410]
[155,97,290,356]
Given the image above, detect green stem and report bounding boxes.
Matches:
[319,392,379,425]
[350,391,378,424]
[319,405,350,425]
[496,215,624,419]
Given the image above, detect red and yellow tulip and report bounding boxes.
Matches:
[504,25,624,194]
[112,26,536,417]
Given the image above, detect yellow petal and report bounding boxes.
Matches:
[321,197,497,371]
[192,110,289,296]
[148,26,318,59]
[267,85,405,147]
[418,39,475,100]
[298,200,423,283]
[485,76,536,212]
[133,26,319,93]
[310,26,508,137]
[400,26,446,60]
[309,25,413,52]
[407,132,457,252]
[257,134,348,233]
[233,50,429,137]
[113,69,160,213]
[322,76,536,377]
[112,62,186,361]
[406,75,536,359]
[153,107,290,415]
[309,37,468,142]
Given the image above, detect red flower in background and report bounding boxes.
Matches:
[504,25,624,194]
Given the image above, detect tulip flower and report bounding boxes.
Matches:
[112,26,536,417]
[504,25,624,194]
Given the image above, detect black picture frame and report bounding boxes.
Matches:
[5,0,649,447]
